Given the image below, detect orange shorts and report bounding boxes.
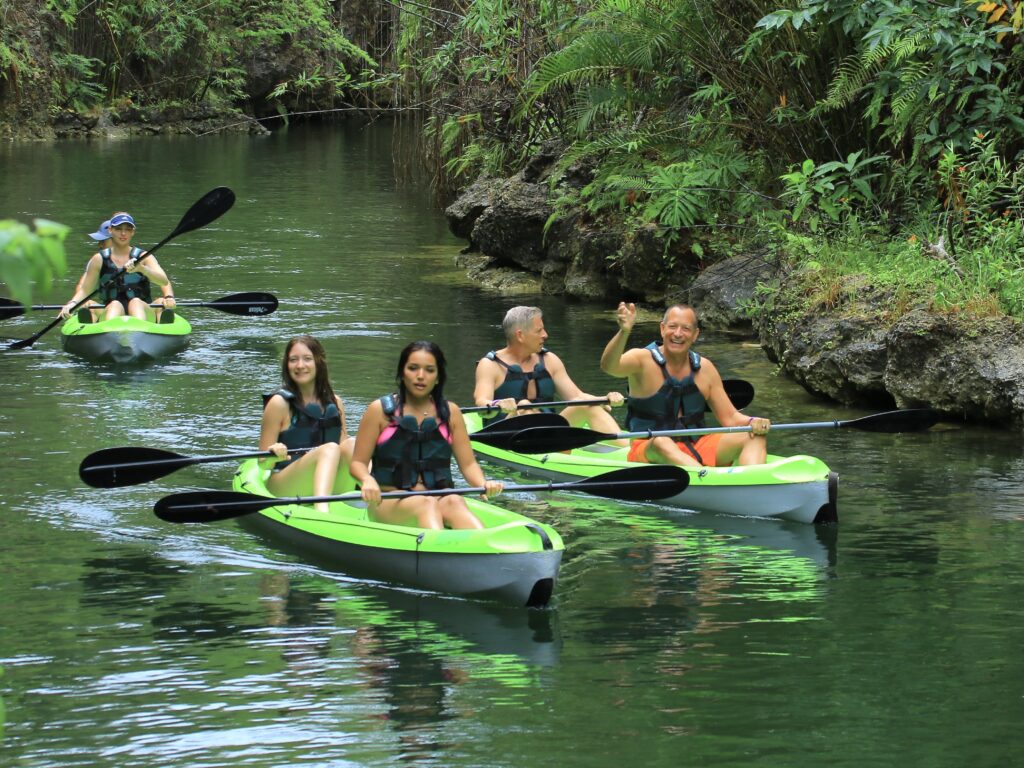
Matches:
[627,434,722,467]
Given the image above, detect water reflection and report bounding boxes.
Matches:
[264,573,561,668]
[244,571,560,760]
[80,553,189,611]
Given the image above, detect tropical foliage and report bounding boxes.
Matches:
[2,0,380,118]
[3,0,1023,317]
[393,0,1024,317]
[0,220,69,306]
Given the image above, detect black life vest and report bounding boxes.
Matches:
[263,389,342,468]
[370,394,454,490]
[484,348,557,425]
[626,344,708,462]
[98,247,151,306]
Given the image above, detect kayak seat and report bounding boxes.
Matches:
[159,308,175,324]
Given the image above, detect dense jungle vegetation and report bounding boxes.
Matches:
[2,0,1023,318]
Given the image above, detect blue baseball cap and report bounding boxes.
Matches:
[109,213,136,228]
[89,220,111,240]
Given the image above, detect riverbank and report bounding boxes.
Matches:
[2,105,269,142]
[445,167,1024,429]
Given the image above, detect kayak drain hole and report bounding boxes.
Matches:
[526,578,554,608]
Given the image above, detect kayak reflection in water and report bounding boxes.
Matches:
[601,302,772,467]
[350,340,501,530]
[259,335,356,513]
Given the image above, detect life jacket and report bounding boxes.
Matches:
[370,394,454,490]
[626,343,707,462]
[263,389,342,468]
[98,247,151,306]
[484,348,557,425]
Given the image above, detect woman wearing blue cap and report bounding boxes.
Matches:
[60,211,176,323]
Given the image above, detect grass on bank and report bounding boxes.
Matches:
[750,132,1024,324]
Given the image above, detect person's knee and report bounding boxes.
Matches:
[417,502,444,528]
[340,437,356,460]
[650,436,676,453]
[319,441,342,459]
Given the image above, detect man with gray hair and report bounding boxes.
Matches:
[474,306,626,441]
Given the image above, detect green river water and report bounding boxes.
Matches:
[1,122,1023,767]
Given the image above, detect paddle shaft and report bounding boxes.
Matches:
[27,300,259,310]
[508,408,940,452]
[2,294,274,314]
[463,398,613,413]
[211,477,673,507]
[85,447,313,473]
[612,411,937,439]
[462,379,754,414]
[154,465,690,521]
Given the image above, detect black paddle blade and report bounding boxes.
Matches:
[79,446,190,487]
[172,187,235,239]
[155,491,278,523]
[845,408,941,433]
[571,465,689,501]
[207,292,278,316]
[509,425,606,454]
[0,298,27,320]
[471,412,570,449]
[720,379,755,411]
[7,329,44,349]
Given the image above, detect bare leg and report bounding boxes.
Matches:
[715,433,768,466]
[372,496,445,529]
[331,437,356,493]
[80,301,102,322]
[437,495,484,529]
[127,297,151,321]
[645,436,702,467]
[104,300,126,320]
[266,441,350,513]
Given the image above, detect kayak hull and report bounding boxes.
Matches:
[232,459,563,607]
[467,414,838,525]
[60,314,191,364]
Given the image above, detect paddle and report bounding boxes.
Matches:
[469,412,569,450]
[0,291,277,320]
[508,408,942,453]
[153,465,691,523]
[8,186,236,349]
[82,413,566,488]
[461,379,755,414]
[79,445,314,488]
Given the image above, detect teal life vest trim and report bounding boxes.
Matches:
[371,394,454,490]
[263,389,342,468]
[98,247,152,307]
[626,343,707,434]
[484,348,557,425]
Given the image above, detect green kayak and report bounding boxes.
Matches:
[466,413,838,525]
[60,313,191,364]
[231,459,564,607]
